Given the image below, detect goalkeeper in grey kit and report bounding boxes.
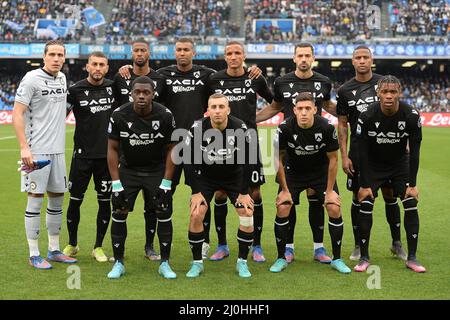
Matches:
[106,76,177,279]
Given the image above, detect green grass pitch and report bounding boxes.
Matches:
[0,125,449,300]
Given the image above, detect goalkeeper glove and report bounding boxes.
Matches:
[17,159,51,175]
[111,180,129,213]
[154,179,172,214]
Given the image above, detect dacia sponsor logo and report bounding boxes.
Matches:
[42,88,67,96]
[367,131,409,138]
[287,141,326,155]
[348,96,379,112]
[368,130,409,144]
[201,146,239,162]
[120,132,164,139]
[80,97,115,107]
[283,91,324,104]
[166,79,204,86]
[215,88,255,95]
[120,131,165,146]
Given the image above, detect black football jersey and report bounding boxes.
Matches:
[183,115,255,194]
[336,73,382,153]
[67,78,116,158]
[157,64,216,129]
[273,71,332,119]
[207,70,273,129]
[356,102,422,186]
[276,115,339,180]
[108,102,176,174]
[112,69,165,107]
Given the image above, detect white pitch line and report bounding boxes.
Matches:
[0,129,75,141]
[0,135,16,141]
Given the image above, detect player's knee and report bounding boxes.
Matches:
[190,209,206,224]
[239,215,254,227]
[249,188,261,202]
[381,187,394,199]
[48,194,64,210]
[26,195,44,213]
[214,190,227,201]
[402,197,418,211]
[112,212,128,222]
[277,205,291,218]
[326,203,341,219]
[383,197,397,206]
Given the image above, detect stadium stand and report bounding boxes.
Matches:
[388,0,450,37]
[105,0,232,43]
[244,0,371,42]
[0,0,94,42]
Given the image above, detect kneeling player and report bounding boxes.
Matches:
[271,92,351,274]
[355,75,425,273]
[182,93,256,278]
[107,76,177,279]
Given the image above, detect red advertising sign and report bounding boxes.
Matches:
[1,111,450,127]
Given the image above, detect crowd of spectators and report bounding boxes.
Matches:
[0,0,93,42]
[244,0,373,42]
[389,0,450,38]
[105,0,231,44]
[0,76,20,110]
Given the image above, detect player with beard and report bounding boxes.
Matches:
[63,52,116,262]
[119,38,262,260]
[113,39,166,261]
[256,43,336,265]
[337,46,406,262]
[355,75,425,273]
[207,41,273,263]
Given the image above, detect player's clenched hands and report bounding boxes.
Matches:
[20,146,34,169]
[236,194,254,215]
[324,190,341,207]
[190,193,208,215]
[276,190,293,208]
[341,156,354,176]
[247,65,262,79]
[358,187,374,202]
[405,186,419,201]
[119,65,133,79]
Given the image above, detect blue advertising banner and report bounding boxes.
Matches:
[0,43,448,59]
[0,44,79,58]
[246,43,450,58]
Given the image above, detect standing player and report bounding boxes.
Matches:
[183,93,256,278]
[119,38,262,259]
[270,92,350,274]
[13,40,77,269]
[337,46,406,261]
[355,75,425,273]
[207,41,273,263]
[62,52,116,262]
[156,38,216,259]
[256,43,336,264]
[113,38,166,261]
[107,76,177,279]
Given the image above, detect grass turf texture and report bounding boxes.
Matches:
[0,125,449,300]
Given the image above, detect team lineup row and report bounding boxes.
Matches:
[12,38,425,280]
